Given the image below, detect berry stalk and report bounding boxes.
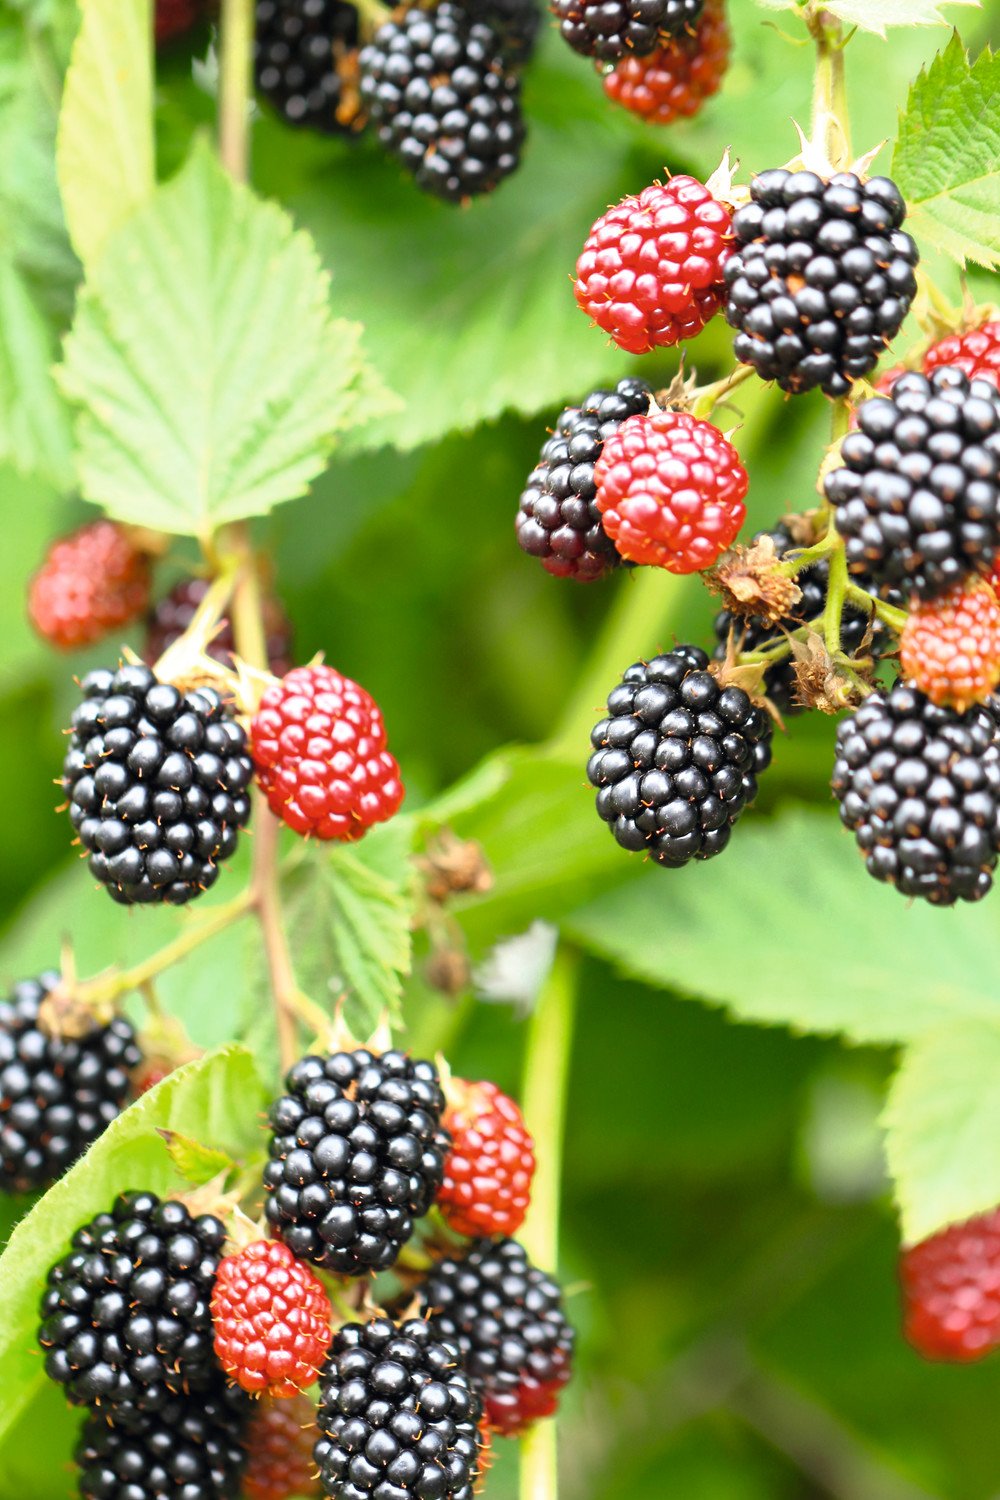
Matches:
[807,6,851,167]
[218,0,255,183]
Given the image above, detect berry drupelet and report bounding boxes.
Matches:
[145,576,293,677]
[254,0,364,134]
[900,579,1000,712]
[574,176,733,355]
[28,521,152,653]
[76,1382,251,1499]
[552,0,704,62]
[359,3,525,202]
[263,1049,450,1275]
[831,682,1000,905]
[601,0,729,124]
[923,319,1000,390]
[211,1239,333,1397]
[62,664,253,907]
[39,1191,227,1412]
[901,1208,1000,1362]
[244,1394,322,1500]
[315,1317,484,1500]
[825,368,1000,600]
[587,645,772,868]
[438,1079,536,1239]
[515,378,652,581]
[419,1237,574,1436]
[724,169,919,397]
[0,973,140,1195]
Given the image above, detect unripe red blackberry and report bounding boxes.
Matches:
[900,579,1000,712]
[832,682,1000,905]
[39,1191,227,1412]
[0,973,140,1195]
[263,1049,450,1275]
[924,320,1000,389]
[438,1079,535,1238]
[826,368,1000,600]
[145,576,294,677]
[601,0,729,125]
[515,378,652,581]
[254,0,364,134]
[587,645,772,867]
[244,1395,322,1500]
[211,1238,333,1397]
[315,1316,484,1499]
[574,176,733,355]
[901,1208,1000,1361]
[28,521,152,653]
[76,1382,251,1499]
[552,0,703,62]
[251,663,403,841]
[419,1238,574,1436]
[62,664,253,907]
[724,169,919,397]
[594,410,748,573]
[156,0,209,44]
[359,3,525,203]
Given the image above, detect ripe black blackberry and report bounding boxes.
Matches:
[315,1316,483,1499]
[516,378,652,582]
[712,523,883,714]
[552,0,703,61]
[462,0,540,63]
[358,3,525,203]
[62,663,253,907]
[0,973,140,1195]
[587,644,772,867]
[263,1049,450,1275]
[724,169,919,397]
[825,367,1000,599]
[832,683,1000,905]
[76,1382,251,1500]
[254,0,364,134]
[418,1237,574,1436]
[39,1191,226,1410]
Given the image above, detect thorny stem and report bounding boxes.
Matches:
[218,0,254,183]
[808,8,851,167]
[518,945,579,1500]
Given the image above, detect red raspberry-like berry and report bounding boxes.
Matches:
[28,521,152,652]
[901,1208,1000,1361]
[211,1239,333,1397]
[243,1394,322,1500]
[438,1079,536,1238]
[899,579,1000,712]
[594,409,747,571]
[156,0,205,43]
[251,664,404,841]
[574,175,733,355]
[924,320,1000,389]
[145,576,293,676]
[602,0,729,125]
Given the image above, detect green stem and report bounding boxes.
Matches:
[218,0,254,183]
[774,531,838,578]
[823,544,848,656]
[518,945,579,1500]
[844,583,908,635]
[808,8,851,166]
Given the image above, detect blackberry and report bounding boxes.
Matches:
[76,1383,251,1499]
[825,368,1000,600]
[62,663,253,907]
[461,0,540,63]
[712,523,882,715]
[145,576,294,678]
[263,1049,450,1275]
[515,378,652,581]
[832,682,1000,905]
[39,1191,227,1411]
[724,169,919,397]
[418,1237,574,1436]
[587,644,772,867]
[254,0,364,134]
[0,974,140,1195]
[552,0,704,62]
[358,3,525,203]
[315,1316,483,1499]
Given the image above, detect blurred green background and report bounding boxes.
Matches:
[3,0,1000,1495]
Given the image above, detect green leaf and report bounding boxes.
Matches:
[893,36,1000,269]
[58,141,392,535]
[0,1045,267,1447]
[158,1129,237,1186]
[55,0,154,267]
[884,1020,1000,1243]
[816,0,979,33]
[0,258,74,487]
[565,807,1000,1046]
[285,818,416,1036]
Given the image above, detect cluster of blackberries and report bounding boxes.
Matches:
[0,974,141,1195]
[39,1191,251,1499]
[62,664,253,908]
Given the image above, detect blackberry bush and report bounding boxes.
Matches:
[263,1048,450,1274]
[61,664,253,907]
